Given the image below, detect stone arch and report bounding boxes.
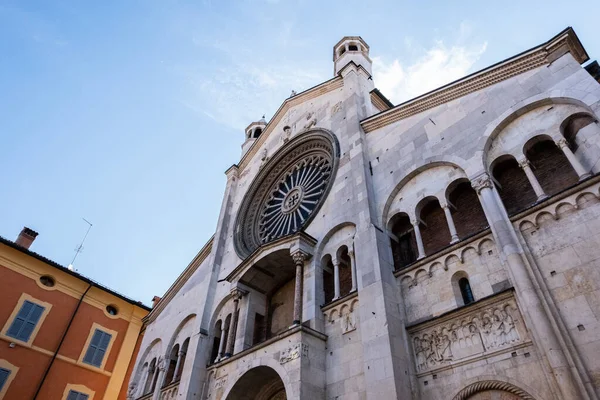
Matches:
[132,337,162,394]
[221,361,292,400]
[381,159,469,226]
[165,314,196,358]
[453,380,536,400]
[314,222,357,262]
[479,92,598,171]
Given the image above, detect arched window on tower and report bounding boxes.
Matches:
[459,278,474,305]
[253,128,263,138]
[348,44,358,51]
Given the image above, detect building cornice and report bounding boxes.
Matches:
[370,88,393,112]
[237,77,344,172]
[361,27,589,133]
[144,236,214,323]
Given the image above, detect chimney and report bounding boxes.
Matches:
[151,296,162,308]
[15,227,38,250]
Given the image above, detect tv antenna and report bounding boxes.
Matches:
[68,218,93,271]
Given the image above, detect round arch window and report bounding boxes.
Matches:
[234,129,339,258]
[39,275,55,287]
[106,305,119,316]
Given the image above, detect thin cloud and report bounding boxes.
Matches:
[373,39,487,104]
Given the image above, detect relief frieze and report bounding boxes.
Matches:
[409,292,529,373]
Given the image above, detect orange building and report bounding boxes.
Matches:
[0,227,150,400]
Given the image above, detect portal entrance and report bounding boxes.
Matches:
[225,366,287,400]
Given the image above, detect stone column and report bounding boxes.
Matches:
[471,173,589,400]
[292,250,307,325]
[556,138,591,180]
[224,289,245,358]
[441,203,460,243]
[172,350,185,382]
[332,258,341,300]
[216,327,226,362]
[151,358,166,400]
[348,248,357,292]
[518,158,547,201]
[411,219,426,259]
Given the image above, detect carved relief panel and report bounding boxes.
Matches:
[408,291,529,373]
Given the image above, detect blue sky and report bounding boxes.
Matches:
[1,0,598,305]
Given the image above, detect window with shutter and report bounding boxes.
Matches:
[6,300,45,342]
[66,390,89,400]
[0,368,11,392]
[83,329,112,368]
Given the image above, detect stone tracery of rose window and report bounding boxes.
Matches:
[234,130,339,258]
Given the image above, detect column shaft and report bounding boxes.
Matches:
[519,158,547,201]
[412,221,426,259]
[224,300,239,358]
[557,138,591,180]
[292,252,306,325]
[216,329,226,361]
[349,249,357,292]
[333,259,341,299]
[471,173,589,399]
[442,204,460,243]
[173,351,185,382]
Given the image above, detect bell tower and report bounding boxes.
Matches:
[333,36,372,76]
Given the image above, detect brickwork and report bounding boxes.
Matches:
[449,182,488,239]
[493,157,537,215]
[527,140,579,196]
[420,200,451,256]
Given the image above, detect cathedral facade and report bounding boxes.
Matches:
[127,28,600,400]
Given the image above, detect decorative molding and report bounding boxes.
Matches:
[238,77,343,172]
[395,232,495,283]
[515,178,600,231]
[408,291,529,374]
[453,380,535,400]
[361,27,588,133]
[322,292,359,334]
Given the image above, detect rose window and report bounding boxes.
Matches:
[234,130,339,258]
[259,155,332,243]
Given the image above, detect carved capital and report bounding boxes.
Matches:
[517,158,530,169]
[291,250,308,266]
[230,287,247,300]
[556,137,568,149]
[470,173,493,193]
[411,219,420,227]
[347,248,354,258]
